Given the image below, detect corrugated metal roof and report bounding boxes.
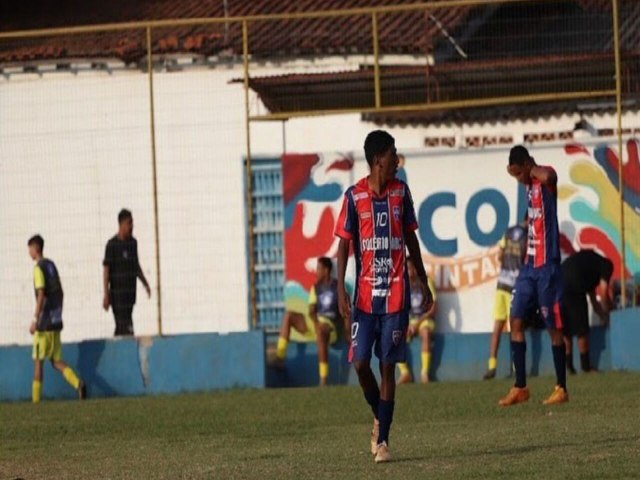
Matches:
[0,0,472,64]
[236,51,640,124]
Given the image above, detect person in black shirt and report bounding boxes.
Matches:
[562,249,613,373]
[103,209,151,336]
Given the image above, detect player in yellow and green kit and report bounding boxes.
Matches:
[397,256,437,384]
[28,235,86,403]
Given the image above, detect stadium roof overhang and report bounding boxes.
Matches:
[233,51,640,125]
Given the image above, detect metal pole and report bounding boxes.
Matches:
[243,20,258,328]
[612,0,627,307]
[146,26,163,335]
[372,12,381,108]
[248,89,617,121]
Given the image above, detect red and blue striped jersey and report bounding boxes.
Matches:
[335,177,418,315]
[526,166,561,267]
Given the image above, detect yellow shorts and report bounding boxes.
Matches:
[410,317,435,333]
[32,331,62,361]
[493,289,512,322]
[317,316,338,344]
[289,312,338,344]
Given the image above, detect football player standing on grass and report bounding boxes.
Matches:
[335,130,432,463]
[28,235,86,403]
[500,146,568,407]
[483,220,527,380]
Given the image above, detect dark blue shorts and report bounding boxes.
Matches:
[349,309,409,364]
[510,262,564,329]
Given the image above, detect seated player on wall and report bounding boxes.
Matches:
[274,257,348,386]
[397,256,437,385]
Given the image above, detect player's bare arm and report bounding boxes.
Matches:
[405,230,433,311]
[137,264,151,297]
[336,237,352,321]
[31,288,45,334]
[102,265,110,311]
[308,303,319,334]
[529,165,557,185]
[588,290,609,325]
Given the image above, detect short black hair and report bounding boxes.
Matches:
[364,130,395,166]
[28,234,44,252]
[509,145,532,166]
[118,208,132,224]
[318,257,333,273]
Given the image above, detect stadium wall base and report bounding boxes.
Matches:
[0,331,265,402]
[610,307,640,371]
[267,326,613,387]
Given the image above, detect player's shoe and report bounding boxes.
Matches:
[420,372,429,384]
[498,386,530,407]
[483,368,496,380]
[370,421,379,455]
[78,380,87,401]
[542,385,569,405]
[397,371,412,385]
[374,442,391,463]
[567,364,577,375]
[319,376,328,387]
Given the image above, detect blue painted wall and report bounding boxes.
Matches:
[2,318,632,401]
[610,307,640,370]
[267,326,612,387]
[0,331,265,402]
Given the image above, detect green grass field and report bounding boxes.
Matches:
[2,372,639,480]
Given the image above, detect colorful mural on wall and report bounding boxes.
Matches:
[281,140,639,333]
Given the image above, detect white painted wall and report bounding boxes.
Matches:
[0,68,255,345]
[1,60,634,344]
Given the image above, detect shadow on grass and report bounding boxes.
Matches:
[393,435,639,464]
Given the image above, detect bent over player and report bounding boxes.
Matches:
[28,235,85,403]
[335,130,432,463]
[500,146,567,407]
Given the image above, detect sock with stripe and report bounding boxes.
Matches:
[511,340,527,388]
[488,356,497,371]
[276,337,288,360]
[421,352,431,376]
[32,380,42,404]
[364,387,380,420]
[397,362,410,375]
[62,367,81,390]
[318,361,329,381]
[552,345,567,390]
[377,400,395,445]
[580,352,591,372]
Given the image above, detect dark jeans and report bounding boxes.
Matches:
[113,304,134,336]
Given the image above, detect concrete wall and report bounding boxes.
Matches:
[610,307,640,370]
[2,63,637,345]
[268,326,612,387]
[0,331,265,402]
[0,320,631,402]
